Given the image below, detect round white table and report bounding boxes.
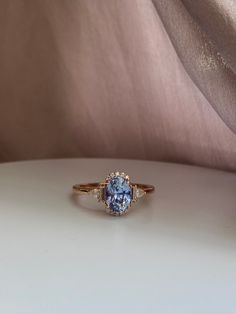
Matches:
[0,158,235,314]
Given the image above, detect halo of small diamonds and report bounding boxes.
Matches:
[104,172,132,216]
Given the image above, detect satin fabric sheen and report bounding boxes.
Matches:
[0,1,235,171]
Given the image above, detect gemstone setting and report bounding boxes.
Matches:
[104,172,132,215]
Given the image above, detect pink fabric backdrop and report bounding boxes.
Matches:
[0,1,236,171]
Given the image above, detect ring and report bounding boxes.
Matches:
[72,171,155,216]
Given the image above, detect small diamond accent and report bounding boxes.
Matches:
[135,188,145,199]
[89,188,101,200]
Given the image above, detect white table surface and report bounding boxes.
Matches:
[0,158,235,314]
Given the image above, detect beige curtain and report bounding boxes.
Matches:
[0,1,235,171]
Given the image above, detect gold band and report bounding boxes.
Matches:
[73,182,155,195]
[72,171,155,216]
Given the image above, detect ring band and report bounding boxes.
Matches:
[73,171,155,216]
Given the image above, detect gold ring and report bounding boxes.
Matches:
[73,171,155,216]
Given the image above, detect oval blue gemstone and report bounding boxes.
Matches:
[105,176,132,214]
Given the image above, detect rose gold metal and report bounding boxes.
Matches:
[73,182,155,195]
[72,172,155,216]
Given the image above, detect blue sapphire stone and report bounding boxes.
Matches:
[105,176,132,214]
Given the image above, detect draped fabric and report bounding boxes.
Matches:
[0,0,236,171]
[152,0,236,134]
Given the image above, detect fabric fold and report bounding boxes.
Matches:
[152,0,236,134]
